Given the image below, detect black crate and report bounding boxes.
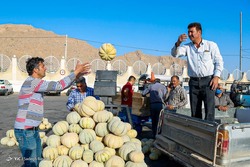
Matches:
[95,70,118,81]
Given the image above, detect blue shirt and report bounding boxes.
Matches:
[142,82,167,104]
[66,87,99,111]
[171,39,223,77]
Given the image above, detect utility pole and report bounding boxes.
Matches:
[240,12,242,71]
[64,34,68,61]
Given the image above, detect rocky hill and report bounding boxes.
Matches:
[0,24,186,68]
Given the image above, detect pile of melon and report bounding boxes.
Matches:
[39,96,147,167]
[141,138,162,161]
[0,129,18,147]
[1,129,48,147]
[1,117,51,147]
[39,117,52,130]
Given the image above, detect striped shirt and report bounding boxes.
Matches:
[14,73,75,129]
[166,85,188,109]
[66,87,99,111]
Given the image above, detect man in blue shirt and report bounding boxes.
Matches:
[66,76,99,111]
[142,78,167,138]
[171,22,223,121]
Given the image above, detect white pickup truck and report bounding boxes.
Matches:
[154,108,250,167]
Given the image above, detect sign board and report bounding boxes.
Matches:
[60,69,65,75]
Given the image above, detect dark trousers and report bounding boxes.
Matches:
[189,76,215,121]
[150,102,163,138]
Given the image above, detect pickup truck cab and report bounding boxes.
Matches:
[155,108,250,167]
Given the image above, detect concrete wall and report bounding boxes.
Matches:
[0,55,249,92]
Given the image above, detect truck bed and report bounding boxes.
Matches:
[155,108,250,167]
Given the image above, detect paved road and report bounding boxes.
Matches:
[0,93,183,167]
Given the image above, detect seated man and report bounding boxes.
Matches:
[165,75,188,110]
[66,76,99,111]
[215,83,234,112]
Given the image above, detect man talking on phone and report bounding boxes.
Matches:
[171,22,223,121]
[165,75,188,110]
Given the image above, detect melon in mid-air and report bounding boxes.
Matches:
[99,43,116,61]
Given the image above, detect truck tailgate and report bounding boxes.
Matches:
[160,111,218,161]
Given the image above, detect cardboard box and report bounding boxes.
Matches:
[112,92,150,116]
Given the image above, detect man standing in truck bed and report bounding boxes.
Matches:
[171,22,223,121]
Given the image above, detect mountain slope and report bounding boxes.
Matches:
[0,24,186,68]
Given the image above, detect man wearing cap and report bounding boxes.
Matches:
[66,76,99,111]
[171,22,223,121]
[215,83,234,112]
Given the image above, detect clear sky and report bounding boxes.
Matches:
[1,0,250,73]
